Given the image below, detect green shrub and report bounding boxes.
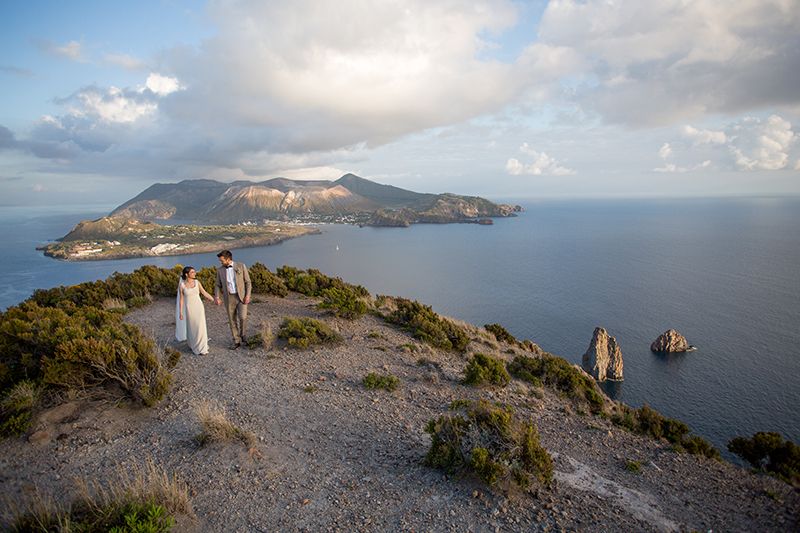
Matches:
[484,323,516,344]
[382,297,469,352]
[463,353,510,387]
[0,380,40,438]
[363,372,400,392]
[610,403,720,460]
[425,399,553,490]
[277,317,342,349]
[318,286,368,319]
[0,302,172,408]
[108,502,175,533]
[508,355,604,412]
[625,460,642,474]
[249,262,288,297]
[276,266,369,298]
[195,266,217,295]
[728,432,800,485]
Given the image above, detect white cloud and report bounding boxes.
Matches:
[144,73,183,96]
[658,143,672,160]
[658,114,798,172]
[730,115,796,170]
[104,53,146,70]
[536,0,800,126]
[653,160,711,173]
[682,125,727,146]
[51,40,84,61]
[32,184,45,192]
[165,0,525,152]
[506,144,575,176]
[73,86,157,123]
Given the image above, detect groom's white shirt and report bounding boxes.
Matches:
[225,261,237,294]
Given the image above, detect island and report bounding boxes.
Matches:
[41,173,522,261]
[39,217,318,261]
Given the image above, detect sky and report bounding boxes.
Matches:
[1,0,799,206]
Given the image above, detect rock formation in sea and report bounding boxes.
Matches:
[582,327,624,381]
[651,329,690,352]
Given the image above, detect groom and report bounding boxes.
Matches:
[214,250,252,350]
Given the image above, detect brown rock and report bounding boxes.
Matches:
[28,429,52,445]
[651,329,690,352]
[582,327,624,381]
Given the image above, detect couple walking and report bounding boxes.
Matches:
[175,250,252,355]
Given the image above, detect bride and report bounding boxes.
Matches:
[176,266,214,355]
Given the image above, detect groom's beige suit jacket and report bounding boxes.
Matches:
[215,262,252,303]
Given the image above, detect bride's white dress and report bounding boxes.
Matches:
[176,281,209,355]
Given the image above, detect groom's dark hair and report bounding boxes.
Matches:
[217,250,233,260]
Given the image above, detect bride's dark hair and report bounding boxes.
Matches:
[181,266,194,280]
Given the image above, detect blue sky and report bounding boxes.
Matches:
[1,0,799,206]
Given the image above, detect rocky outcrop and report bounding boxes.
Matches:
[651,329,691,352]
[582,327,624,381]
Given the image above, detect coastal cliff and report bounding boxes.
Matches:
[1,268,796,531]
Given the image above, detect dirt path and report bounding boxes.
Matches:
[1,293,797,531]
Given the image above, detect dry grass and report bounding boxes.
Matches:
[101,297,127,312]
[3,458,193,531]
[2,380,41,413]
[75,458,193,518]
[195,401,257,449]
[259,321,274,350]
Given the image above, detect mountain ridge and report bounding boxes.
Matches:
[110,174,520,225]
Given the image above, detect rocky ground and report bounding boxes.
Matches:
[1,292,798,532]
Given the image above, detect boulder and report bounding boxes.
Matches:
[582,327,624,381]
[650,329,690,353]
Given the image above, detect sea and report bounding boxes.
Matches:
[2,197,799,457]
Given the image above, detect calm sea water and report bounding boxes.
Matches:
[3,198,799,455]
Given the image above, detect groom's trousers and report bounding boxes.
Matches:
[223,293,248,344]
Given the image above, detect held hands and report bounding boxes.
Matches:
[215,297,222,306]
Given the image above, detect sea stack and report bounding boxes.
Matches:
[651,329,690,352]
[582,327,624,381]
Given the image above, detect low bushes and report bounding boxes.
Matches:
[463,353,510,387]
[276,266,369,299]
[249,262,288,297]
[318,287,368,319]
[611,403,720,459]
[0,266,186,437]
[7,459,191,531]
[425,399,553,490]
[508,355,605,412]
[728,432,800,485]
[0,303,173,412]
[363,372,400,392]
[0,380,41,437]
[484,323,517,344]
[380,297,469,352]
[31,265,182,311]
[277,317,342,349]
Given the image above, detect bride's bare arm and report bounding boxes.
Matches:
[198,282,214,301]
